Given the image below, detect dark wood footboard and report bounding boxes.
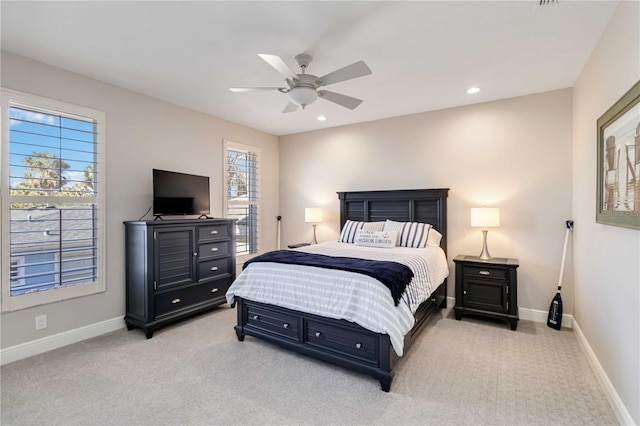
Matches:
[234,280,446,391]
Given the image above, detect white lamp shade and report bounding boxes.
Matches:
[289,86,318,107]
[305,207,323,223]
[471,207,500,228]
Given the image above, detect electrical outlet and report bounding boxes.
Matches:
[35,314,47,330]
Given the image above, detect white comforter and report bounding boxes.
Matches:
[225,241,449,356]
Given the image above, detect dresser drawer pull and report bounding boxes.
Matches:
[479,270,491,275]
[315,332,321,337]
[211,247,219,252]
[211,230,218,235]
[463,290,467,295]
[283,323,289,329]
[430,297,436,302]
[171,298,181,304]
[210,266,219,271]
[211,288,218,293]
[253,315,259,320]
[193,253,197,256]
[355,343,362,349]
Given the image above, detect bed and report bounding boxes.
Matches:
[227,188,449,391]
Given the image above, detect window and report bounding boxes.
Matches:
[224,140,260,257]
[1,89,105,311]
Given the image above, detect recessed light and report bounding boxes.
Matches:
[466,87,481,94]
[317,115,327,121]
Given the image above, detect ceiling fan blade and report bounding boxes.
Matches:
[258,54,298,80]
[316,61,372,87]
[318,90,363,110]
[229,87,286,93]
[282,101,298,113]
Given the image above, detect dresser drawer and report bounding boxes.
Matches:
[305,320,377,364]
[245,303,299,341]
[198,258,230,281]
[198,241,231,259]
[198,224,229,241]
[462,265,507,280]
[155,281,227,317]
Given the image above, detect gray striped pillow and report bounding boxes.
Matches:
[383,220,433,248]
[338,220,385,243]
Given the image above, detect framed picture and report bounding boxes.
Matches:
[596,80,640,230]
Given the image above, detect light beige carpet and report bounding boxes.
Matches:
[0,306,617,425]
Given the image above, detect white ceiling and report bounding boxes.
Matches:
[1,1,618,136]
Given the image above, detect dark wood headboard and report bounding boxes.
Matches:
[337,189,449,255]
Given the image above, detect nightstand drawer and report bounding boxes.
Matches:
[462,265,508,280]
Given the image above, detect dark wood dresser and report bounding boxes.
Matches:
[124,218,236,338]
[453,255,519,330]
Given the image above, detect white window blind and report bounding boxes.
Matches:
[224,141,260,257]
[1,90,105,311]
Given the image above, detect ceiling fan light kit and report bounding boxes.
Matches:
[230,53,372,113]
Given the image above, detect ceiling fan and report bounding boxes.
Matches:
[229,53,372,113]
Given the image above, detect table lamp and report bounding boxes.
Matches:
[305,207,323,245]
[470,207,500,260]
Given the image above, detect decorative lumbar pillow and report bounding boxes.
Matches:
[383,220,436,248]
[338,220,385,244]
[354,230,398,248]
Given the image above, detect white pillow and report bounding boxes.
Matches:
[383,219,440,248]
[354,230,398,248]
[338,220,385,244]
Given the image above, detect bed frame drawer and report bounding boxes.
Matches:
[244,303,299,341]
[305,319,378,364]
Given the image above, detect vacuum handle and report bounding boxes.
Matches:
[557,221,574,290]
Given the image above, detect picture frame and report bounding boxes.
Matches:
[596,80,640,230]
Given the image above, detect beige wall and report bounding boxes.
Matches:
[0,52,280,348]
[280,89,573,314]
[572,1,640,423]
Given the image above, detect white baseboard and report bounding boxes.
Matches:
[519,306,573,328]
[572,319,635,425]
[446,297,573,328]
[0,316,125,366]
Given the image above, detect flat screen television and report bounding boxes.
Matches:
[153,169,210,217]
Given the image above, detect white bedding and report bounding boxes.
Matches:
[225,241,449,356]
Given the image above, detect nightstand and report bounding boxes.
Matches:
[287,242,311,249]
[453,255,519,330]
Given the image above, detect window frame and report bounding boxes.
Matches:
[0,89,106,312]
[223,139,261,261]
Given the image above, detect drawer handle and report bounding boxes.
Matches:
[211,247,219,252]
[479,270,490,275]
[430,297,436,302]
[355,343,362,349]
[193,253,197,256]
[463,290,467,295]
[283,323,289,329]
[211,288,218,293]
[253,315,259,320]
[315,332,321,337]
[211,230,218,235]
[171,298,181,304]
[211,266,219,271]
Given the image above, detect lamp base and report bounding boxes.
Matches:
[478,229,492,260]
[311,224,318,245]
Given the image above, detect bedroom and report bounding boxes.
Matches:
[0,1,638,425]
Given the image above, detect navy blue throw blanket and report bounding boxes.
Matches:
[243,250,413,306]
